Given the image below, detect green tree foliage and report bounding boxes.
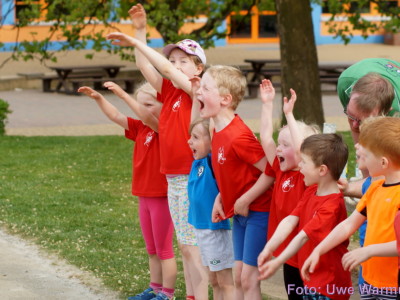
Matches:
[0,98,11,136]
[317,0,400,44]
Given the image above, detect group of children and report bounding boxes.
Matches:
[77,3,400,300]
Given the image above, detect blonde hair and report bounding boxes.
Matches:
[359,116,400,167]
[280,121,320,140]
[205,65,246,111]
[189,118,211,139]
[133,82,157,102]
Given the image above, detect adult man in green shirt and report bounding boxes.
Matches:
[337,58,400,143]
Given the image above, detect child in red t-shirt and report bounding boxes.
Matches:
[107,5,208,300]
[195,65,275,299]
[78,82,177,300]
[259,79,320,300]
[258,133,352,300]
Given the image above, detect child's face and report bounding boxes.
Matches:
[362,146,384,177]
[299,153,320,186]
[137,91,162,119]
[355,143,368,171]
[188,123,211,160]
[196,72,223,119]
[276,127,299,172]
[169,48,202,81]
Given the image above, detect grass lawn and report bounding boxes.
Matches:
[0,133,355,299]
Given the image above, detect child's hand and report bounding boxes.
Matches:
[257,246,273,272]
[342,247,369,272]
[259,79,275,104]
[211,194,226,223]
[300,251,320,281]
[128,4,147,30]
[337,177,349,193]
[234,197,249,217]
[106,32,136,47]
[282,88,297,115]
[258,258,280,280]
[104,81,128,98]
[77,86,101,100]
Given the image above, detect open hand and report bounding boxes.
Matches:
[106,32,136,47]
[282,88,297,115]
[129,4,147,30]
[259,79,275,104]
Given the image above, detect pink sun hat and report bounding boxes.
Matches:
[163,39,206,65]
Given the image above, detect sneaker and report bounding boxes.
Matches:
[127,287,157,300]
[154,292,176,300]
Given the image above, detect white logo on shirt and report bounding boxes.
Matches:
[172,96,182,112]
[197,165,204,177]
[218,147,226,164]
[144,131,155,147]
[282,177,295,192]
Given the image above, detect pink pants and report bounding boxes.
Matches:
[138,196,175,260]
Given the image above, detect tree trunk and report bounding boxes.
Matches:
[275,0,324,128]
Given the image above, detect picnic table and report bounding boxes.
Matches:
[241,59,351,97]
[41,64,134,95]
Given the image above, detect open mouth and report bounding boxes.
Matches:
[198,99,204,110]
[278,156,285,163]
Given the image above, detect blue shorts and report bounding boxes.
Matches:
[232,211,269,267]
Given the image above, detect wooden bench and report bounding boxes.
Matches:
[41,73,103,93]
[71,77,135,95]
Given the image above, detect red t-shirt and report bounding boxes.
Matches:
[125,117,167,197]
[212,115,272,219]
[291,186,352,300]
[157,78,193,175]
[265,157,311,268]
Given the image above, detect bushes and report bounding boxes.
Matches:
[0,98,11,135]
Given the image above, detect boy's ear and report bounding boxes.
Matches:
[221,93,233,107]
[381,156,389,169]
[319,164,329,176]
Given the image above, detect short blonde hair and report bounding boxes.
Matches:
[189,118,211,138]
[280,121,320,140]
[205,65,246,111]
[359,117,400,167]
[134,82,157,100]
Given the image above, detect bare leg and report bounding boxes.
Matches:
[149,254,162,284]
[209,270,222,300]
[241,263,262,300]
[160,257,177,289]
[215,268,234,300]
[234,261,244,300]
[180,244,209,300]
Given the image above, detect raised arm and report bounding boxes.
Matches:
[259,79,277,165]
[301,209,366,281]
[107,33,193,96]
[77,86,128,130]
[283,88,302,154]
[103,81,159,132]
[129,4,163,93]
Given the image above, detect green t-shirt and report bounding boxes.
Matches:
[337,58,400,116]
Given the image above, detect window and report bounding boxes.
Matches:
[15,0,45,21]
